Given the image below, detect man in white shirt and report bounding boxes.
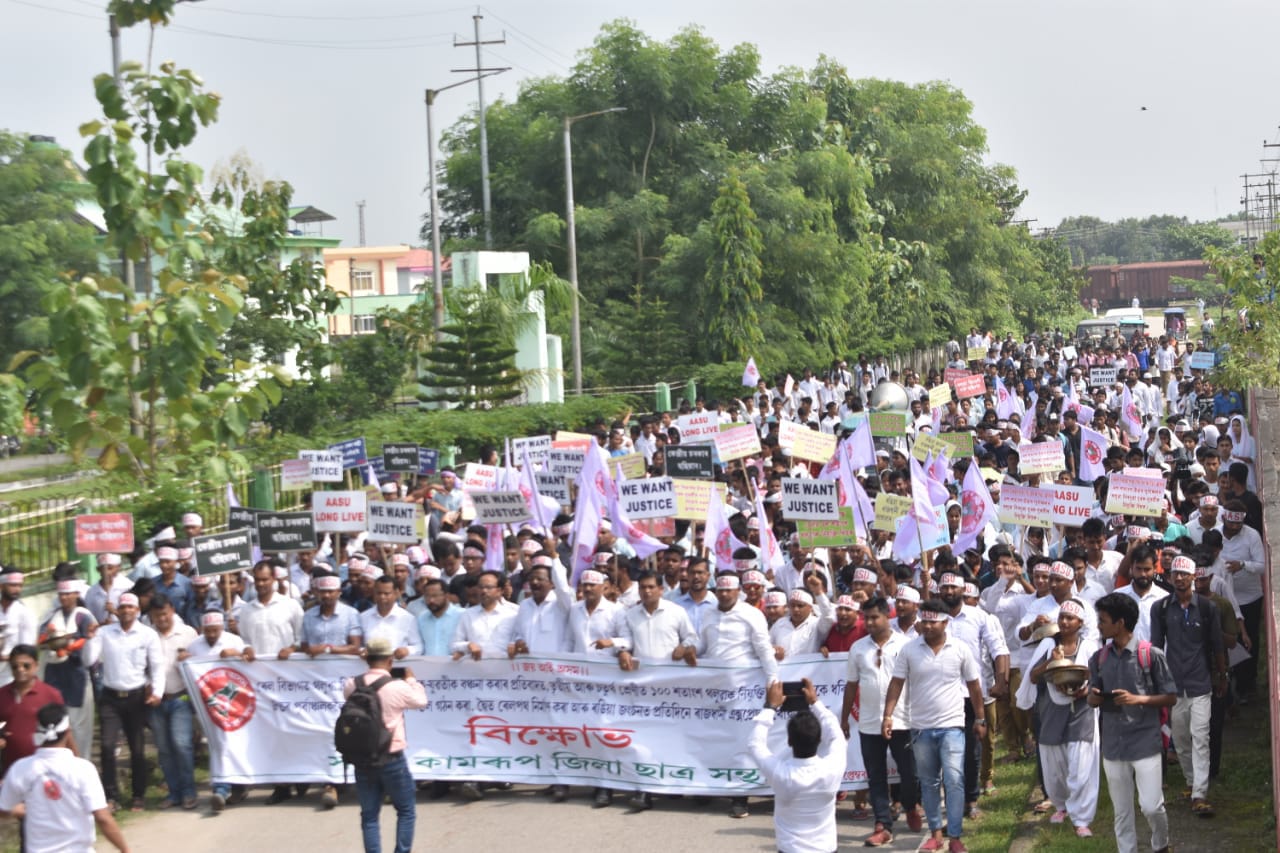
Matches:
[882,600,987,853]
[237,562,305,806]
[0,569,36,688]
[85,554,134,626]
[509,557,573,657]
[769,584,835,659]
[748,678,846,853]
[358,577,421,658]
[450,570,518,663]
[1117,544,1169,644]
[0,703,130,852]
[699,573,779,819]
[1080,518,1123,592]
[147,595,199,810]
[1219,502,1267,701]
[843,597,920,846]
[1185,495,1222,545]
[97,592,164,810]
[39,579,100,766]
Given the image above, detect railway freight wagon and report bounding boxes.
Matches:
[1082,260,1210,308]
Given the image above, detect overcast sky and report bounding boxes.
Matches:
[5,0,1278,248]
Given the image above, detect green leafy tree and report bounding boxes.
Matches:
[0,131,101,367]
[417,289,523,409]
[1202,232,1280,390]
[203,150,341,379]
[702,172,764,360]
[14,6,284,484]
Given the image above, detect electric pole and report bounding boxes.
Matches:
[357,200,366,247]
[453,13,506,249]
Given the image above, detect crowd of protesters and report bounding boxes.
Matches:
[0,320,1265,853]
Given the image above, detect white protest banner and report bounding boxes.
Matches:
[1042,484,1094,526]
[511,434,553,465]
[1089,366,1118,387]
[312,491,368,533]
[1104,473,1166,517]
[1121,466,1165,479]
[998,484,1054,528]
[299,450,343,483]
[280,459,312,491]
[535,472,571,507]
[780,478,840,521]
[471,491,533,525]
[617,477,677,520]
[182,653,886,792]
[677,412,721,444]
[966,346,987,362]
[1062,345,1078,360]
[367,501,421,544]
[714,423,762,462]
[462,463,500,492]
[1019,441,1066,475]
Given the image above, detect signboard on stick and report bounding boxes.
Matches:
[1089,367,1118,387]
[547,446,586,477]
[928,384,952,410]
[677,412,721,444]
[953,374,986,400]
[534,472,571,506]
[470,491,533,526]
[192,529,255,577]
[382,443,421,474]
[299,451,343,483]
[872,493,912,532]
[1189,351,1216,370]
[937,432,975,458]
[1104,473,1166,517]
[280,459,312,491]
[780,478,840,521]
[418,449,440,476]
[671,480,728,520]
[714,424,762,462]
[256,512,317,553]
[966,346,988,362]
[1019,441,1067,476]
[998,485,1055,528]
[1041,485,1093,526]
[312,491,368,533]
[327,437,368,470]
[617,477,677,520]
[367,501,421,544]
[511,435,552,464]
[796,507,861,548]
[74,513,134,554]
[611,452,647,480]
[664,445,715,480]
[869,411,910,437]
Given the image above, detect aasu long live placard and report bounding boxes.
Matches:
[780,478,840,521]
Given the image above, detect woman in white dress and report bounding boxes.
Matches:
[1228,414,1256,491]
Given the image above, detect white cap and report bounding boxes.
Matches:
[181,513,203,528]
[580,570,606,585]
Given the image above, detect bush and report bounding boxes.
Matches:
[246,394,640,465]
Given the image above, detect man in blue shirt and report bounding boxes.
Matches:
[417,579,462,656]
[300,574,362,656]
[1212,388,1244,419]
[153,547,193,620]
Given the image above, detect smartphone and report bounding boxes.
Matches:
[779,681,808,713]
[390,667,407,680]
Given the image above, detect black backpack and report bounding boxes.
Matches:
[334,674,393,773]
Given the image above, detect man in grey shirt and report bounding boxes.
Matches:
[1088,593,1178,853]
[1149,556,1227,817]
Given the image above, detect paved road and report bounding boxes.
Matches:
[0,452,71,475]
[100,785,925,852]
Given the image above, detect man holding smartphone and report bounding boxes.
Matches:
[343,637,428,853]
[747,677,845,853]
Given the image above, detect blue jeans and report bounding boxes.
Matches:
[355,751,415,853]
[150,696,195,803]
[912,727,966,838]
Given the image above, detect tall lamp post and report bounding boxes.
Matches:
[564,107,626,395]
[425,73,505,341]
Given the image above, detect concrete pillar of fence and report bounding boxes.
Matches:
[684,379,698,406]
[654,382,671,413]
[250,469,276,511]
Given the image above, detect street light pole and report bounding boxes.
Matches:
[424,72,504,342]
[564,106,626,395]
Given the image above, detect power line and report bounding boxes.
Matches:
[503,31,573,73]
[183,2,474,22]
[6,0,100,22]
[480,6,574,64]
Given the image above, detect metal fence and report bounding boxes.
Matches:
[0,464,307,585]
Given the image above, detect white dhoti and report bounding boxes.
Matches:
[1040,738,1100,826]
[67,679,95,761]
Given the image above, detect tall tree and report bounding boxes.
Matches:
[702,172,764,361]
[0,131,101,367]
[417,290,522,409]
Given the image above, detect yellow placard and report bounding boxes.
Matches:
[672,479,729,520]
[872,492,912,532]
